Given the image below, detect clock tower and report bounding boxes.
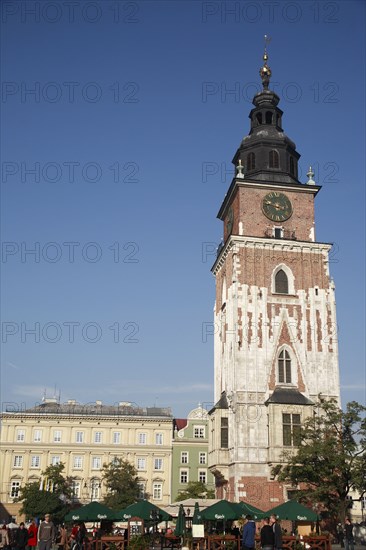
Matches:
[208,46,340,509]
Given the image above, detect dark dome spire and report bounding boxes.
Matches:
[233,37,301,185]
[259,35,272,90]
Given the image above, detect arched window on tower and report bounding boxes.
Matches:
[289,156,295,175]
[269,150,279,168]
[278,349,292,384]
[275,269,288,294]
[247,152,255,171]
[265,111,273,124]
[256,112,262,125]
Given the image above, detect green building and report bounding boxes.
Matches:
[171,405,215,502]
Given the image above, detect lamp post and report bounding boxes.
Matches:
[84,479,101,502]
[186,508,191,529]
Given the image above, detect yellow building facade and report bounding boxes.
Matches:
[0,399,174,520]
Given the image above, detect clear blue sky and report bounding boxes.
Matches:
[1,0,365,417]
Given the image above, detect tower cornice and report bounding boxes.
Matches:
[211,235,332,275]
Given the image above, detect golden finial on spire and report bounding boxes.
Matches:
[260,34,272,90]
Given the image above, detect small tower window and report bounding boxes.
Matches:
[278,349,292,384]
[274,227,283,239]
[247,152,255,171]
[265,111,273,124]
[256,112,262,125]
[269,150,279,168]
[275,269,288,294]
[289,156,295,175]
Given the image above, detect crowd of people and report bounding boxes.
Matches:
[0,512,362,550]
[241,514,283,550]
[0,515,89,550]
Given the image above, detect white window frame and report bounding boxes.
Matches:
[92,456,101,470]
[155,433,163,445]
[113,431,121,444]
[91,480,101,500]
[153,482,162,500]
[94,431,102,443]
[193,426,205,439]
[138,432,147,445]
[16,429,25,442]
[30,455,40,468]
[53,430,62,443]
[198,470,207,483]
[34,429,42,442]
[181,451,189,464]
[73,456,83,469]
[10,481,21,498]
[154,458,163,470]
[137,482,145,499]
[72,480,81,499]
[51,456,60,465]
[137,458,146,470]
[13,455,23,468]
[76,431,84,443]
[199,452,207,464]
[180,469,189,484]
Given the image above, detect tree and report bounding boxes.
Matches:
[175,481,215,502]
[272,399,366,522]
[102,458,140,510]
[17,463,74,522]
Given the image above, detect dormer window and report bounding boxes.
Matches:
[247,152,255,171]
[269,150,279,169]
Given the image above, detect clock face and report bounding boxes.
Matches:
[226,206,234,234]
[262,192,293,222]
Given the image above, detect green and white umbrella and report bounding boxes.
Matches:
[117,499,171,522]
[192,502,202,525]
[174,504,186,537]
[201,500,242,521]
[64,501,117,522]
[265,500,318,521]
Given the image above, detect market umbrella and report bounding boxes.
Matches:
[201,500,242,521]
[117,500,171,522]
[174,504,186,537]
[192,502,202,525]
[265,500,318,521]
[64,501,117,522]
[237,500,265,520]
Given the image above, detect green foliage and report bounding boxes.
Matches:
[127,534,149,549]
[17,463,73,522]
[272,399,366,522]
[175,481,215,502]
[101,458,140,510]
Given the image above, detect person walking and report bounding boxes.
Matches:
[38,514,56,550]
[0,525,10,550]
[242,515,256,550]
[27,520,38,550]
[344,517,354,550]
[261,517,274,550]
[14,523,29,550]
[57,525,67,550]
[270,515,282,550]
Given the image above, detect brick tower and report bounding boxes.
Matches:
[208,45,340,510]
